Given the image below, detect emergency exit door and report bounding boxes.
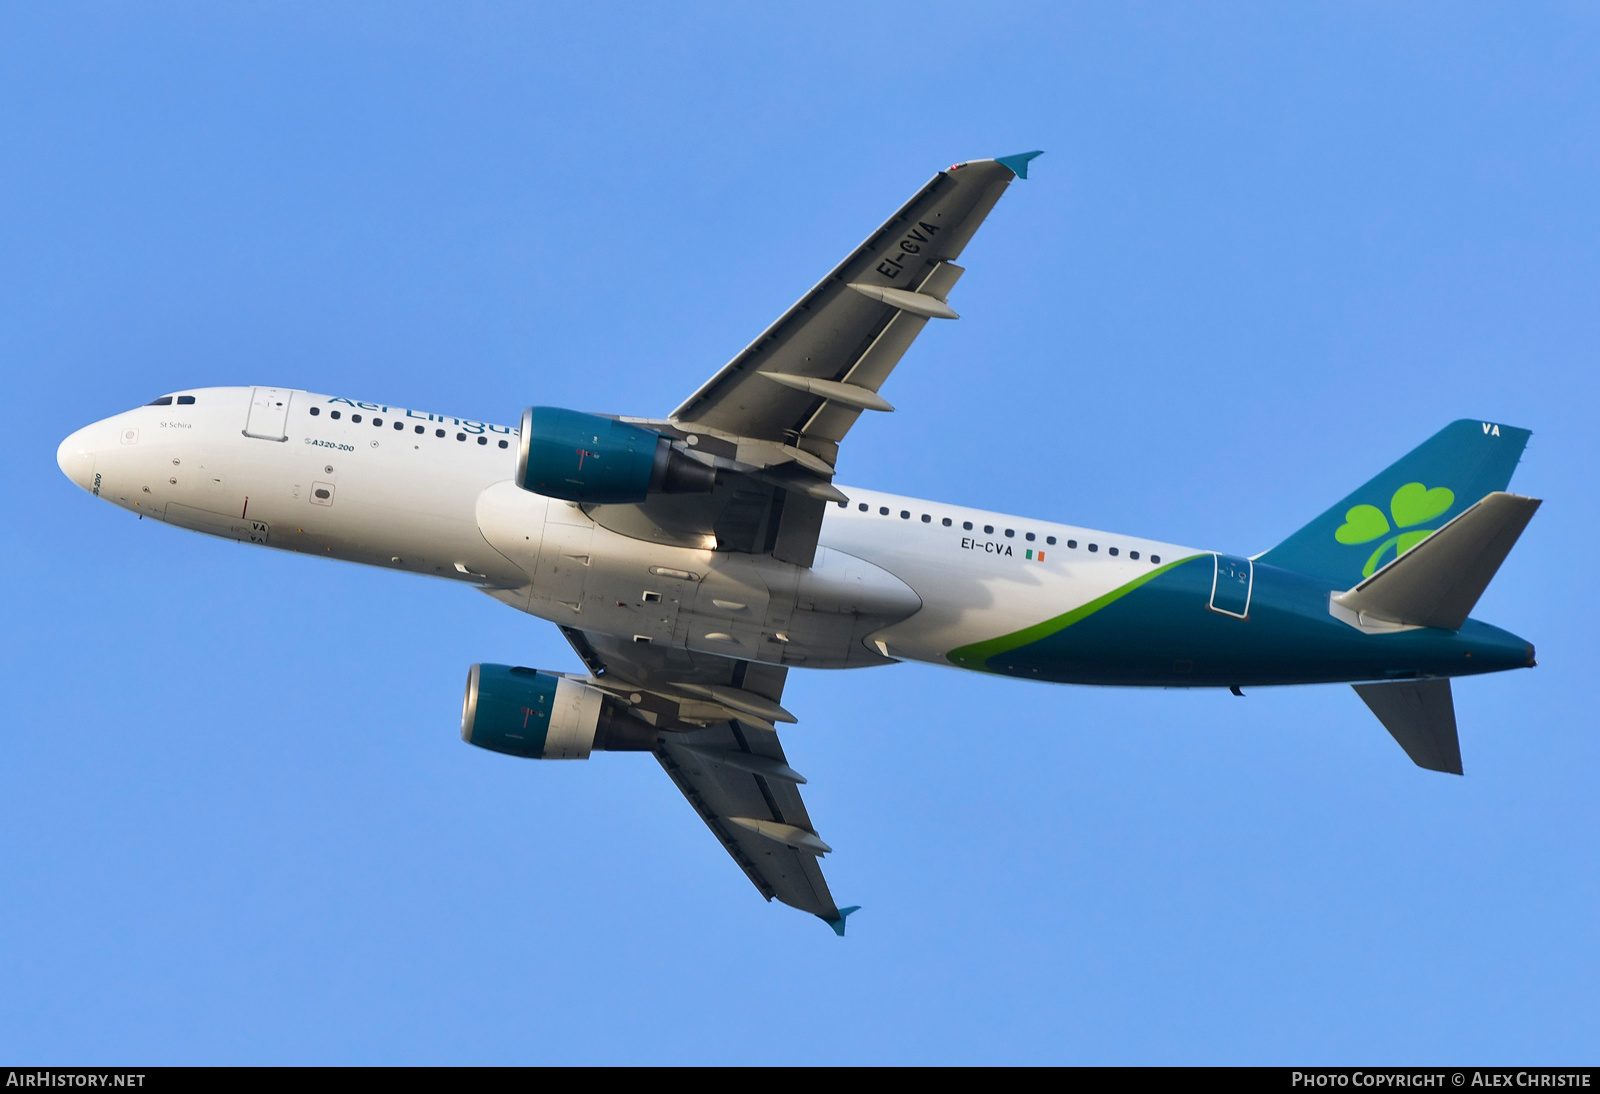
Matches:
[244,387,292,441]
[1209,554,1253,619]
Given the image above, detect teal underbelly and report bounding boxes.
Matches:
[960,556,1529,687]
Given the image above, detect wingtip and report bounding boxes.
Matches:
[995,150,1045,179]
[820,905,862,937]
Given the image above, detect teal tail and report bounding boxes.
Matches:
[1259,419,1531,589]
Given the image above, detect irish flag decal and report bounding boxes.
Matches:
[1025,549,1045,561]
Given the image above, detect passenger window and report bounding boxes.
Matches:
[859,503,868,511]
[373,418,383,427]
[394,421,404,430]
[942,518,952,527]
[331,411,341,419]
[435,429,445,437]
[921,514,931,523]
[880,507,889,515]
[456,433,466,441]
[963,521,973,530]
[1004,529,1014,538]
[414,425,423,433]
[176,395,196,405]
[900,510,909,519]
[984,525,993,534]
[146,396,173,406]
[1088,544,1099,552]
[1109,547,1119,556]
[1025,532,1035,541]
[1130,551,1140,560]
[352,414,362,423]
[310,407,320,416]
[478,436,488,445]
[1067,540,1077,548]
[1046,536,1056,545]
[1151,555,1161,564]
[498,440,508,449]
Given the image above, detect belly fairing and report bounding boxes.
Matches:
[948,557,1531,687]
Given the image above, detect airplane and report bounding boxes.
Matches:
[55,152,1541,934]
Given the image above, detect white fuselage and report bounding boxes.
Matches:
[58,386,1205,671]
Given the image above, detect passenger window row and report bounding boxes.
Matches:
[840,499,1160,564]
[310,406,510,448]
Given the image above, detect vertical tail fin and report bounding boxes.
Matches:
[1259,420,1531,589]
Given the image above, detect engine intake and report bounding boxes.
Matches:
[461,664,657,759]
[515,407,714,504]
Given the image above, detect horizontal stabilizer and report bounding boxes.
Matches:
[1353,678,1462,775]
[1333,492,1541,630]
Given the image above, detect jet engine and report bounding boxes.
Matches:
[461,664,657,759]
[515,407,715,504]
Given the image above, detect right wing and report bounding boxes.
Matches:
[586,152,1042,569]
[670,152,1044,464]
[561,627,858,933]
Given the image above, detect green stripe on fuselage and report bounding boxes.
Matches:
[946,554,1531,687]
[947,554,1202,670]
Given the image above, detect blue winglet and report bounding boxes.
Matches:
[819,906,861,937]
[995,150,1044,179]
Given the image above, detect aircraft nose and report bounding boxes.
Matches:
[56,427,97,492]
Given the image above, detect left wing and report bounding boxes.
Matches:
[561,627,858,933]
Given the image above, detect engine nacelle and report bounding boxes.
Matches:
[515,406,714,504]
[461,664,657,759]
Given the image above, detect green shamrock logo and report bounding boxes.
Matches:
[1334,482,1455,577]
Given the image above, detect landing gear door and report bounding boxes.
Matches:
[244,387,292,441]
[1209,554,1253,619]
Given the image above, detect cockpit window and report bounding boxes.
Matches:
[176,395,196,405]
[146,396,173,406]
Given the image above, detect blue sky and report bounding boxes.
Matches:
[2,3,1597,1064]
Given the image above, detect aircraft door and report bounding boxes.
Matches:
[244,387,293,441]
[1209,554,1253,619]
